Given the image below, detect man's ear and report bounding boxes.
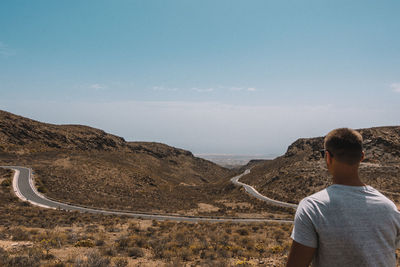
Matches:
[360,151,365,162]
[326,151,333,164]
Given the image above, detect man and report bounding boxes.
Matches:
[286,128,400,267]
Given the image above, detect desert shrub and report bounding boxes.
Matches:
[72,256,85,266]
[236,228,249,236]
[251,225,260,232]
[0,247,9,266]
[5,247,42,267]
[160,249,175,260]
[255,243,266,254]
[29,229,39,235]
[100,246,116,257]
[239,236,254,250]
[1,179,11,187]
[174,231,190,246]
[200,250,217,260]
[127,247,144,258]
[177,247,193,261]
[66,231,79,244]
[230,245,243,257]
[74,239,95,248]
[219,234,230,246]
[149,237,168,259]
[115,236,130,250]
[127,222,140,233]
[164,258,183,267]
[159,221,175,231]
[95,238,105,246]
[37,186,47,193]
[146,226,156,237]
[27,245,45,261]
[7,255,40,267]
[10,227,30,241]
[273,228,286,244]
[85,250,110,267]
[85,224,99,233]
[113,257,128,267]
[269,245,285,254]
[105,225,121,233]
[216,247,232,259]
[0,228,8,239]
[133,235,147,248]
[35,179,48,193]
[46,262,66,267]
[188,243,202,255]
[203,259,230,267]
[40,238,58,258]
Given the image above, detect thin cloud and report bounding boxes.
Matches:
[90,84,107,90]
[152,86,178,92]
[390,83,400,93]
[192,87,214,93]
[227,86,256,92]
[229,87,243,91]
[151,85,254,93]
[0,41,16,57]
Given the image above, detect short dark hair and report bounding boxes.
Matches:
[324,128,363,165]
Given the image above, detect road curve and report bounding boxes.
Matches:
[231,169,298,209]
[1,166,294,223]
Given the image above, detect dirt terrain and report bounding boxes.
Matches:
[241,126,400,204]
[1,110,399,266]
[0,110,291,217]
[0,161,295,267]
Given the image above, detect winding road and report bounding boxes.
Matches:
[230,169,298,209]
[1,166,296,223]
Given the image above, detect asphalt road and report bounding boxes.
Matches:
[230,169,298,209]
[1,166,295,223]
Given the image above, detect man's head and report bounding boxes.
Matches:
[324,128,364,165]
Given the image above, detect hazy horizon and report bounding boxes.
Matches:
[1,1,399,155]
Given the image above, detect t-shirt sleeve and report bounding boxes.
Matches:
[291,198,318,248]
[395,209,400,249]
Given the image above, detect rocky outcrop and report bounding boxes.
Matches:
[242,126,400,204]
[0,110,127,152]
[283,127,400,163]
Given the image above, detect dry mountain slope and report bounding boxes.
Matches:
[0,110,239,213]
[0,110,293,217]
[241,126,400,204]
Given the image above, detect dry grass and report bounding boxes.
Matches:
[0,150,294,219]
[0,220,294,266]
[0,168,296,266]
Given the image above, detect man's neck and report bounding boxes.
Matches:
[332,175,365,186]
[331,165,365,186]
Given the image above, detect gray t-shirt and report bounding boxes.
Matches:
[291,184,400,267]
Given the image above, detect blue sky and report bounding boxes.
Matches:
[1,0,399,155]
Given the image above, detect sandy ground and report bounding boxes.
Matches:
[0,240,33,251]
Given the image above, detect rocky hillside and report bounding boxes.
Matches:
[0,110,128,152]
[0,110,239,212]
[241,126,400,204]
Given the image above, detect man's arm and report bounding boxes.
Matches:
[286,240,316,267]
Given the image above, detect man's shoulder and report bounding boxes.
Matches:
[300,188,330,204]
[299,185,399,214]
[297,189,330,213]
